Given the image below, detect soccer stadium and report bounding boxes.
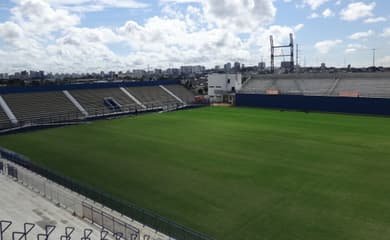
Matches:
[1,73,390,240]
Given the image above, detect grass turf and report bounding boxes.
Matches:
[1,107,390,240]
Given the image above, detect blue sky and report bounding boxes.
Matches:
[0,0,389,73]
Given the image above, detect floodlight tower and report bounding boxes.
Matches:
[269,33,295,73]
[290,33,294,70]
[270,35,275,73]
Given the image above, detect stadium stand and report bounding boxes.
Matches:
[2,92,81,125]
[126,86,180,107]
[241,79,274,93]
[164,84,196,104]
[296,78,336,96]
[334,78,390,98]
[0,81,200,131]
[241,73,390,98]
[0,108,12,130]
[69,88,138,116]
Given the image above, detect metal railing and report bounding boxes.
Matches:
[1,219,146,240]
[82,202,139,240]
[0,101,192,131]
[0,148,214,240]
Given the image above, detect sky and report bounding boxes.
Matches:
[0,0,389,73]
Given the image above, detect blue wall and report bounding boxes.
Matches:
[0,80,180,94]
[236,94,390,116]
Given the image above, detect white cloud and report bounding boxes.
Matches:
[10,0,80,36]
[15,0,149,12]
[308,12,319,19]
[347,43,367,49]
[364,17,387,23]
[345,48,356,53]
[0,21,24,42]
[160,0,276,32]
[202,0,276,32]
[0,0,324,72]
[315,39,342,54]
[303,0,328,10]
[345,43,367,53]
[382,28,390,37]
[294,23,304,31]
[349,30,375,40]
[377,56,390,66]
[340,2,375,21]
[59,27,123,45]
[322,8,334,18]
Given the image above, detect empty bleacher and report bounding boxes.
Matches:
[241,73,390,98]
[164,85,195,103]
[126,86,180,107]
[334,78,390,98]
[0,83,200,131]
[0,108,11,130]
[242,79,275,93]
[69,88,138,116]
[2,92,81,125]
[298,78,336,96]
[272,79,303,95]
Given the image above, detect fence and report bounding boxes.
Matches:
[0,147,214,240]
[3,160,84,217]
[0,220,144,240]
[1,161,146,240]
[0,101,190,132]
[82,203,139,240]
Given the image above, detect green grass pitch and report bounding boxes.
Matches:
[1,107,390,240]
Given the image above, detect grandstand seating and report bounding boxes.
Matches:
[334,78,390,98]
[126,86,180,107]
[242,79,275,93]
[297,79,336,96]
[69,88,138,116]
[2,92,81,125]
[164,85,195,103]
[0,108,11,130]
[0,83,197,130]
[241,73,390,98]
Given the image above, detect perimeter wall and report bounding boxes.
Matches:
[236,93,390,116]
